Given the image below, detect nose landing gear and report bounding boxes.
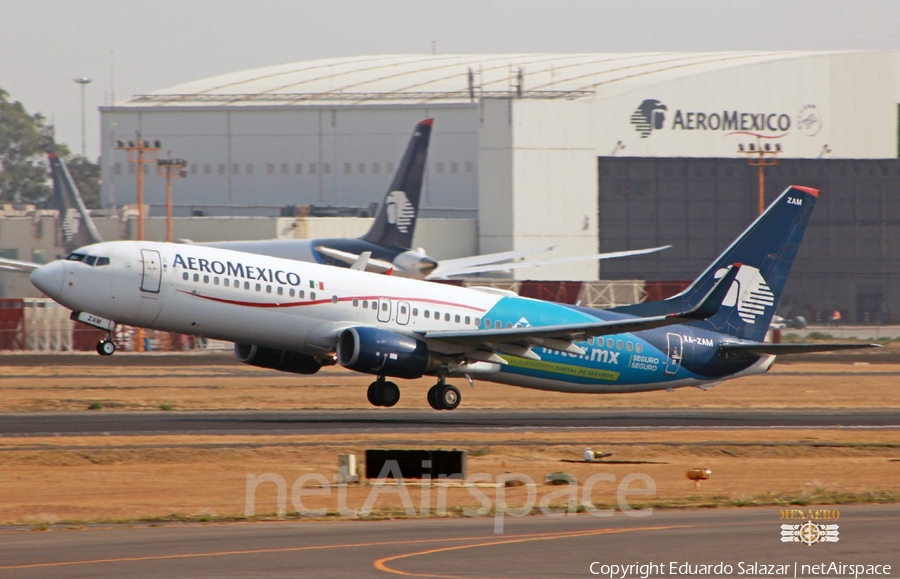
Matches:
[96,338,116,356]
[367,376,400,407]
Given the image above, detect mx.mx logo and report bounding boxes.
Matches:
[630,99,668,138]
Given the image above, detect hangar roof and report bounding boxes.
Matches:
[123,51,850,107]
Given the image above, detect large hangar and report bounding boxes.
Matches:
[100,52,900,319]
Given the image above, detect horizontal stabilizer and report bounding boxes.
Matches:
[0,257,42,273]
[720,342,882,357]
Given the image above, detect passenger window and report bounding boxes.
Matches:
[506,322,512,328]
[636,343,643,353]
[214,277,220,285]
[455,315,461,323]
[95,257,110,266]
[607,338,613,348]
[300,290,305,298]
[277,287,283,296]
[193,273,200,282]
[424,311,430,318]
[311,292,316,300]
[332,295,338,303]
[182,272,189,281]
[203,275,209,283]
[626,342,633,352]
[401,305,407,314]
[382,302,388,311]
[244,281,250,290]
[266,285,272,294]
[474,317,481,326]
[224,279,230,287]
[412,308,419,316]
[484,318,490,328]
[495,321,502,329]
[434,311,440,319]
[290,288,295,297]
[616,340,623,350]
[465,316,471,325]
[255,283,261,292]
[353,298,359,307]
[445,313,450,322]
[84,255,97,266]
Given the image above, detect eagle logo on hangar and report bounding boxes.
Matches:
[630,99,668,138]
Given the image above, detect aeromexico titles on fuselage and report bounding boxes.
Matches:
[172,253,325,292]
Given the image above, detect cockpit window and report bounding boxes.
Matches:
[66,253,110,266]
[84,255,98,266]
[66,253,86,262]
[95,257,110,266]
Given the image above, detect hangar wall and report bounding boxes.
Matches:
[598,157,900,324]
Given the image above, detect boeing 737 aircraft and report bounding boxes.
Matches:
[30,185,874,410]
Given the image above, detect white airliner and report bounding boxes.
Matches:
[30,185,874,410]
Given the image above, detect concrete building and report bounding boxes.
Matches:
[87,52,900,320]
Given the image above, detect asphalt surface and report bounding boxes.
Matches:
[0,409,897,437]
[0,505,896,578]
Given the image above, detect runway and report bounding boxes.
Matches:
[0,505,896,578]
[0,409,897,437]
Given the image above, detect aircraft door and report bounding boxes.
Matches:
[140,249,162,293]
[396,301,410,325]
[376,298,392,323]
[664,332,683,376]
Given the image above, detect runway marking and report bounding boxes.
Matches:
[0,527,679,571]
[373,525,688,578]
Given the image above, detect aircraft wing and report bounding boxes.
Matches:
[0,257,42,273]
[433,245,672,278]
[314,246,394,274]
[719,342,881,357]
[421,264,739,357]
[425,247,554,279]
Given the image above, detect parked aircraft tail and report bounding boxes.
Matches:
[48,152,104,253]
[612,185,818,342]
[360,119,432,250]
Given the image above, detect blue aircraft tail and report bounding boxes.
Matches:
[611,185,818,341]
[48,152,104,253]
[360,118,432,250]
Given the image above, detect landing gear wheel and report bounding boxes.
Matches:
[380,381,400,407]
[427,385,441,410]
[97,339,116,356]
[367,382,381,406]
[438,384,461,410]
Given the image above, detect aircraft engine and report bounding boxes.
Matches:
[336,326,439,378]
[234,343,322,375]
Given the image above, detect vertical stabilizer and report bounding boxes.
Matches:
[612,186,819,341]
[360,119,432,249]
[48,153,104,252]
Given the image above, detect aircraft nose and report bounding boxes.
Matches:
[31,261,65,299]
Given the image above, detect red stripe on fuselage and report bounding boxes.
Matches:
[178,290,487,312]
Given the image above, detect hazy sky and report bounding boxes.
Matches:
[2,0,899,159]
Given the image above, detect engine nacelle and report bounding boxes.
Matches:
[234,343,322,375]
[337,326,439,378]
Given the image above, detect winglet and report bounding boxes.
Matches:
[680,264,740,320]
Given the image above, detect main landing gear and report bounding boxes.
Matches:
[427,376,460,411]
[367,376,400,407]
[96,338,116,356]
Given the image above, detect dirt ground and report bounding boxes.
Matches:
[0,354,898,525]
[0,354,899,411]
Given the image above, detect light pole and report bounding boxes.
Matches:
[737,138,782,215]
[73,77,92,157]
[157,157,188,242]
